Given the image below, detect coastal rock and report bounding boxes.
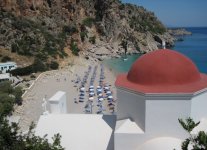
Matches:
[168,28,192,36]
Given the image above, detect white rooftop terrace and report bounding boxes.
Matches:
[35,114,116,150]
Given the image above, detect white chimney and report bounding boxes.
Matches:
[48,91,67,114]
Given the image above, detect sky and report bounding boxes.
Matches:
[121,0,207,27]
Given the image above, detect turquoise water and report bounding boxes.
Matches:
[104,27,207,74]
[104,54,140,73]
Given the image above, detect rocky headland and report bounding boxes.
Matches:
[0,0,176,65]
[168,28,192,36]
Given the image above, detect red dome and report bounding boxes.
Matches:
[127,49,201,85]
[115,49,207,93]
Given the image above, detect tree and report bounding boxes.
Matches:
[0,81,13,94]
[82,17,95,28]
[121,39,128,55]
[50,61,59,70]
[0,118,64,150]
[179,118,207,150]
[33,58,47,72]
[13,86,23,105]
[1,56,12,62]
[0,93,14,116]
[0,81,64,150]
[70,39,80,56]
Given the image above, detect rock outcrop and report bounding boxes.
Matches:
[0,0,176,63]
[168,28,192,36]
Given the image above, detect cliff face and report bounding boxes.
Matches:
[0,0,175,63]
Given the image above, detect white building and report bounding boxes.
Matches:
[36,114,116,150]
[115,49,207,150]
[36,91,116,150]
[0,62,17,74]
[0,73,11,82]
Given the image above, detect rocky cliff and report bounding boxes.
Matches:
[0,0,175,64]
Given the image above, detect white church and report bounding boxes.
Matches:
[115,49,207,150]
[35,49,207,150]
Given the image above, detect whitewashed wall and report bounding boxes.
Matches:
[191,91,207,122]
[117,88,146,131]
[145,99,190,138]
[49,92,67,114]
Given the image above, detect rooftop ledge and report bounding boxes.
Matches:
[115,118,144,134]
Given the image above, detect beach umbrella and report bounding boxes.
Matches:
[108,99,113,102]
[98,93,103,96]
[98,96,103,100]
[106,91,112,94]
[97,91,102,95]
[90,85,94,88]
[108,103,115,106]
[80,87,85,91]
[89,88,94,92]
[89,92,95,96]
[98,98,104,101]
[89,97,94,101]
[104,86,109,90]
[97,89,102,92]
[108,95,113,99]
[97,85,101,88]
[79,96,84,99]
[79,93,85,96]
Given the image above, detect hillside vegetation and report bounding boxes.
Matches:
[0,0,174,69]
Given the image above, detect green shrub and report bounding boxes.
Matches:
[82,17,95,28]
[11,43,19,53]
[13,86,23,105]
[63,25,78,35]
[80,32,87,42]
[0,81,23,116]
[0,119,64,150]
[0,81,13,94]
[0,82,63,149]
[0,80,64,150]
[10,58,47,76]
[30,74,36,79]
[179,118,207,150]
[89,36,96,44]
[50,61,59,70]
[70,39,80,56]
[32,58,47,72]
[119,4,125,10]
[10,65,33,76]
[12,19,31,30]
[1,56,11,62]
[0,93,14,116]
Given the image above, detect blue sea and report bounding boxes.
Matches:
[104,27,207,74]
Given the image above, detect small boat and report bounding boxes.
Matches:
[123,58,128,61]
[123,53,128,61]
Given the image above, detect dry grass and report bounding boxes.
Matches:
[0,48,34,67]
